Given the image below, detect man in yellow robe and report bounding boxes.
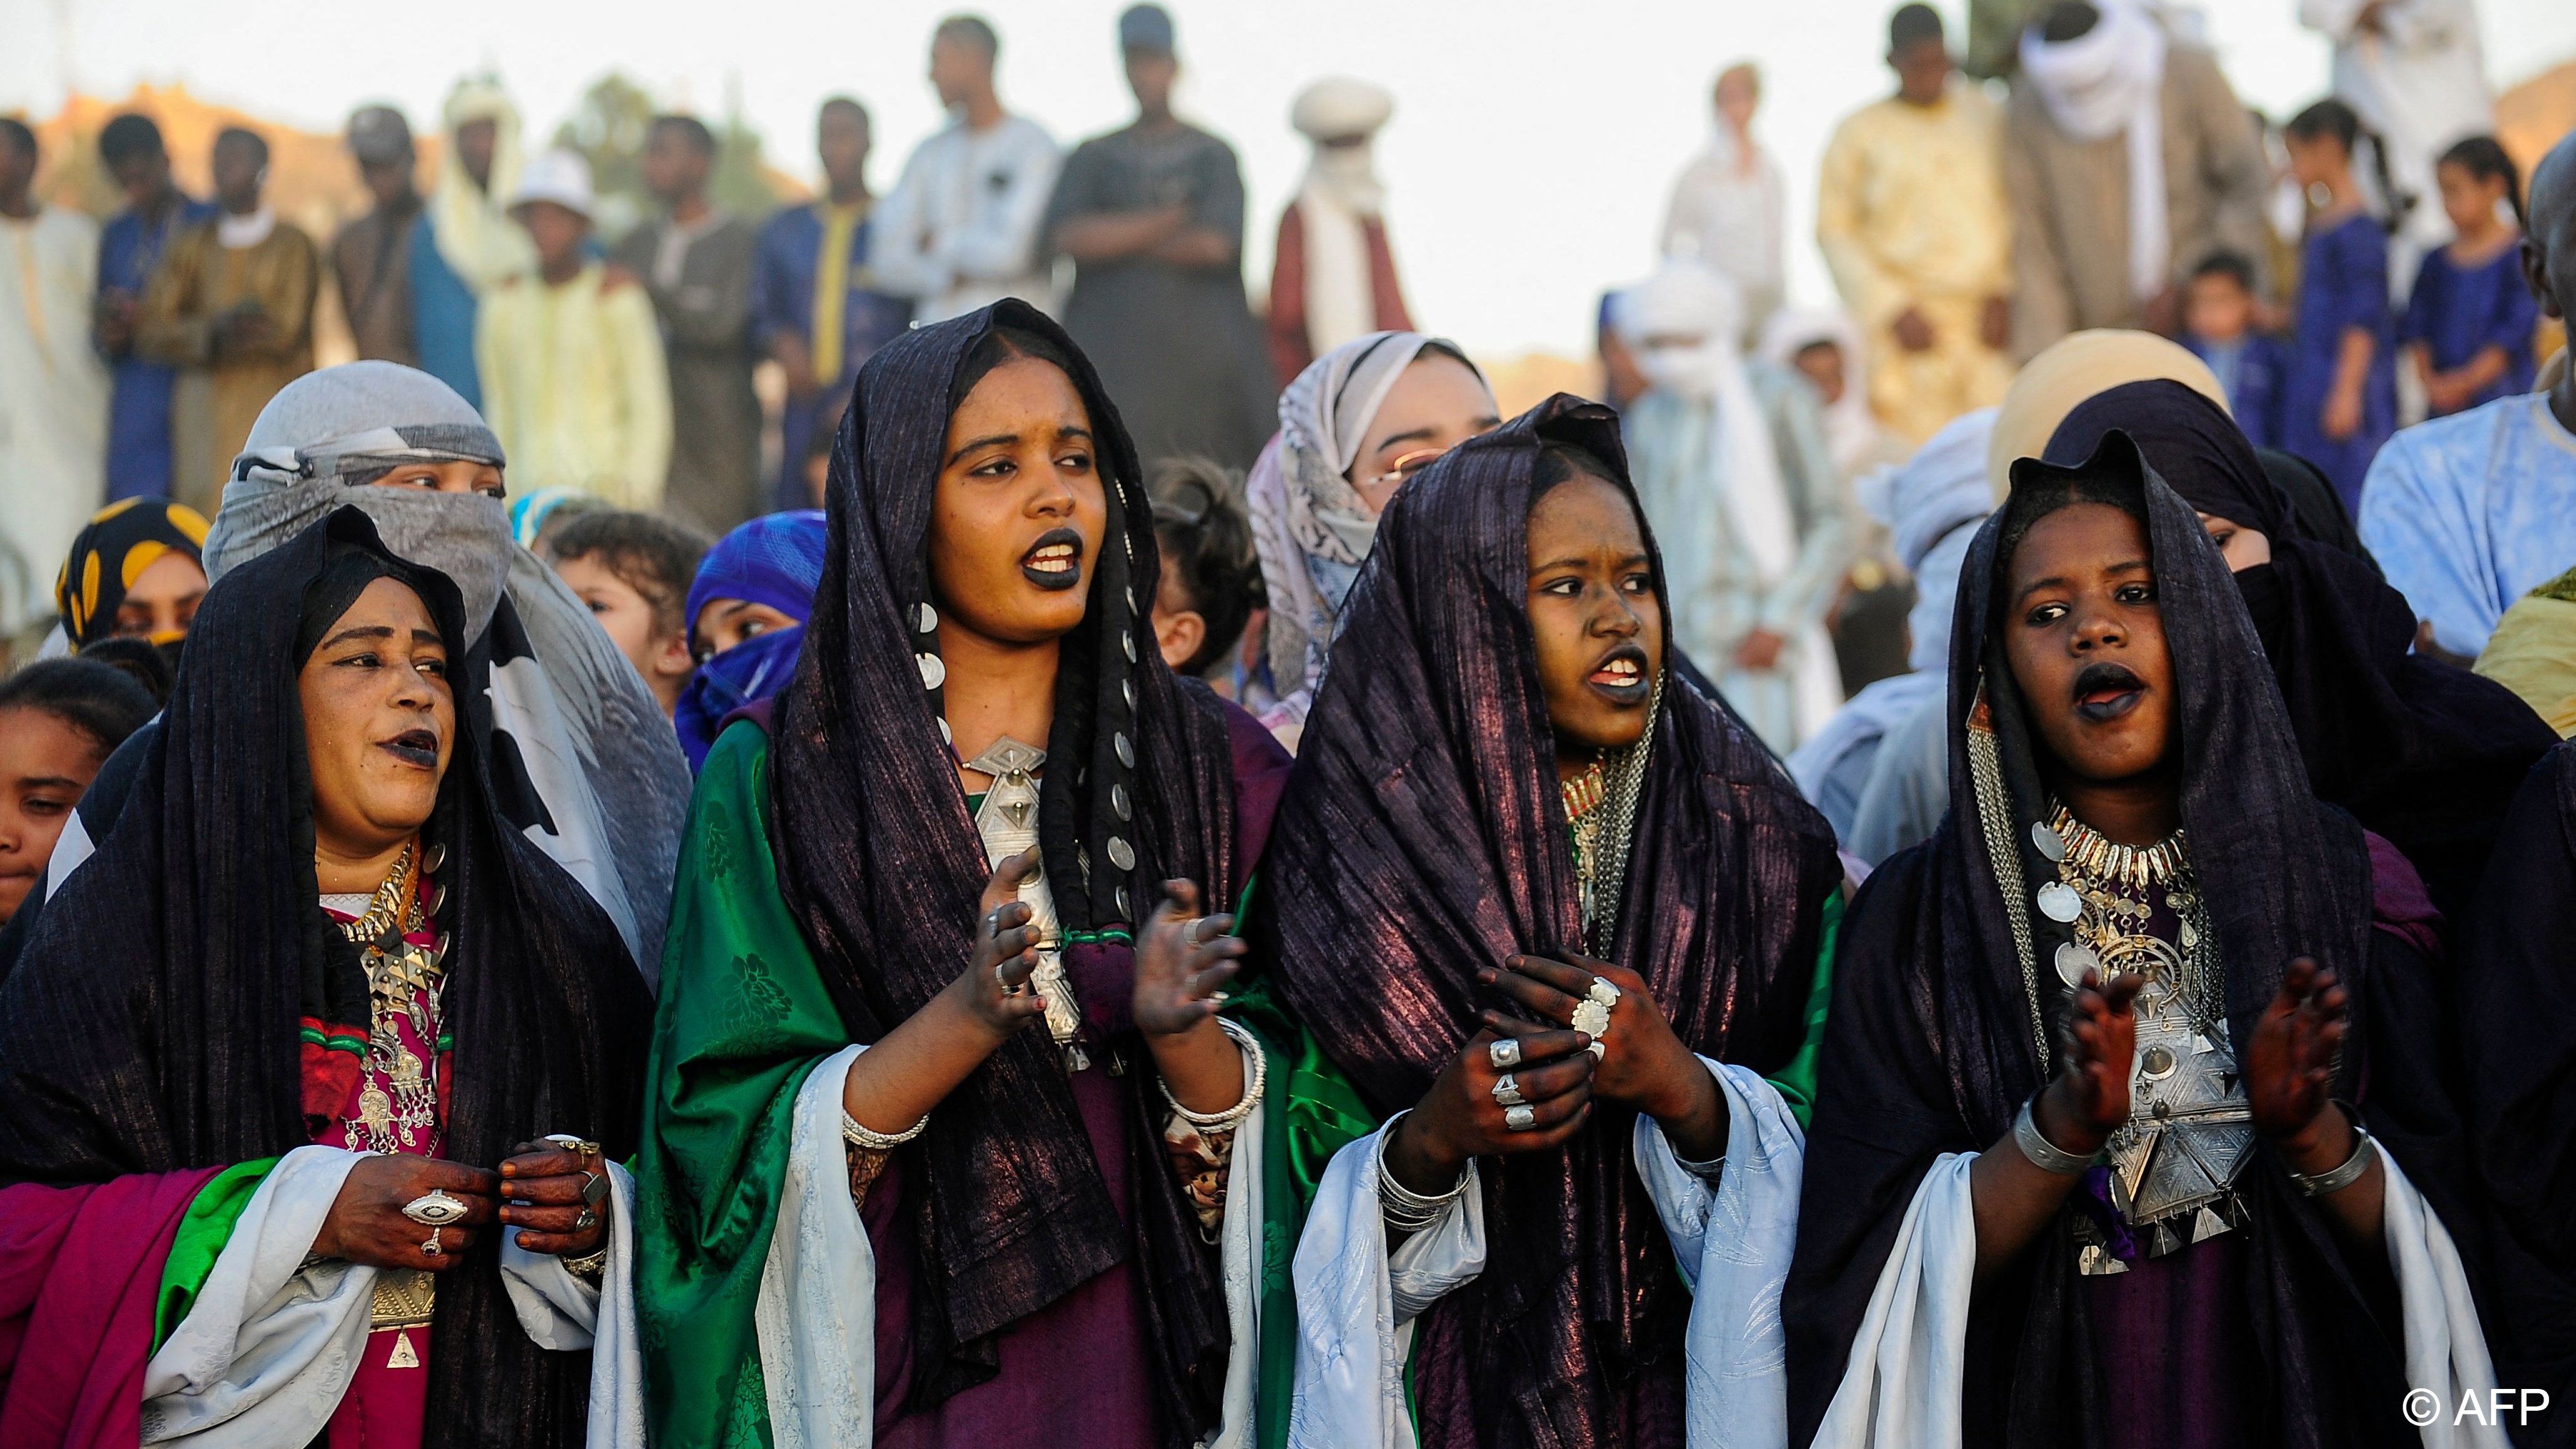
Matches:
[1816,4,2016,445]
[474,150,672,509]
[136,127,317,514]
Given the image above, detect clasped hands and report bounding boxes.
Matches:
[315,1138,611,1273]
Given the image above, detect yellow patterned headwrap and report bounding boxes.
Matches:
[54,498,213,649]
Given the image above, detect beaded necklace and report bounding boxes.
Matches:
[334,841,450,1154]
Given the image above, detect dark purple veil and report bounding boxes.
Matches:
[767,301,1246,1430]
[1783,432,2476,1448]
[2046,381,2553,930]
[1260,394,1840,1445]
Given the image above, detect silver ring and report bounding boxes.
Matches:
[1488,1038,1523,1071]
[402,1189,470,1226]
[1503,1104,1538,1132]
[576,1208,599,1232]
[996,961,1023,996]
[422,1226,444,1256]
[1491,1073,1528,1108]
[1187,916,1219,946]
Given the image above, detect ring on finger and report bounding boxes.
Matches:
[576,1208,600,1231]
[402,1189,470,1227]
[1503,1104,1538,1133]
[1488,1038,1523,1071]
[995,960,1023,996]
[1570,977,1619,1057]
[422,1226,444,1256]
[1490,1073,1528,1108]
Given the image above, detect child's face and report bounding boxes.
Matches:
[2185,274,2251,343]
[2284,131,2340,190]
[2436,160,2507,236]
[555,553,684,699]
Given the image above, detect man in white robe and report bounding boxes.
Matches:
[0,120,109,635]
[1661,63,1788,342]
[870,14,1062,323]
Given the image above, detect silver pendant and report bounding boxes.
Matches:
[2031,820,2066,862]
[1105,836,1135,872]
[2037,880,2083,923]
[917,652,946,689]
[2054,940,2101,987]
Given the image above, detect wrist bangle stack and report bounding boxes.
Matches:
[841,1109,932,1152]
[1156,1017,1266,1133]
[2286,1109,2377,1198]
[1374,1115,1472,1234]
[2012,1097,2095,1176]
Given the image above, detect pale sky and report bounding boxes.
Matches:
[9,0,2574,358]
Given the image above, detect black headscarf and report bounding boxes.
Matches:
[2046,381,2555,929]
[769,300,1247,1432]
[1260,395,1841,1446]
[0,507,653,1448]
[1783,432,2477,1448]
[2455,742,2576,1446]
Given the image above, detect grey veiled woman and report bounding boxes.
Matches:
[202,361,690,974]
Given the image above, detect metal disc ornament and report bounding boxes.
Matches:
[2036,880,2084,923]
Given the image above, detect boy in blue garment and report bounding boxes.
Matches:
[2180,251,2289,447]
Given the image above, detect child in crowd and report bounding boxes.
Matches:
[2404,135,2539,417]
[548,508,709,717]
[1147,458,1265,700]
[2280,98,2397,513]
[0,659,157,927]
[673,509,826,771]
[2181,251,2291,448]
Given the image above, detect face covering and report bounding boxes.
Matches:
[672,624,805,772]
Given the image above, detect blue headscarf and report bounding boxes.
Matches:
[672,510,826,770]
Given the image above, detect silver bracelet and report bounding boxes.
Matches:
[841,1109,931,1152]
[1374,1114,1473,1234]
[1157,1017,1267,1132]
[2012,1097,2094,1176]
[2286,1112,2377,1198]
[559,1246,609,1279]
[1671,1153,1726,1181]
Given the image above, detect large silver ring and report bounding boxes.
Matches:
[422,1226,444,1256]
[1487,1038,1523,1071]
[1503,1104,1538,1133]
[575,1208,600,1231]
[1491,1073,1528,1108]
[1570,977,1619,1056]
[543,1134,602,1159]
[996,960,1023,996]
[402,1189,470,1227]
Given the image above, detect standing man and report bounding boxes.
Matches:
[616,115,763,533]
[2007,0,2276,352]
[1817,5,2016,446]
[423,76,539,410]
[92,114,214,503]
[0,119,109,636]
[2301,0,2492,253]
[476,150,672,508]
[135,126,318,516]
[752,97,912,510]
[1661,61,1788,342]
[331,105,479,388]
[1267,76,1414,382]
[1043,3,1276,471]
[871,14,1061,323]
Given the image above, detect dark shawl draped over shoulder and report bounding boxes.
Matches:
[768,300,1249,1433]
[0,508,652,1447]
[2457,742,2576,1446]
[1782,433,2479,1449]
[1260,395,1841,1446]
[2046,381,2555,929]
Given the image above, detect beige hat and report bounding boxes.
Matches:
[1985,330,2228,502]
[1292,78,1394,143]
[508,148,594,220]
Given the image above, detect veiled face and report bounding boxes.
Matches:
[927,355,1109,647]
[2002,502,2177,787]
[1526,472,1663,757]
[299,578,454,861]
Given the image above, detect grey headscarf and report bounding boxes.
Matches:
[1244,331,1488,743]
[204,361,688,980]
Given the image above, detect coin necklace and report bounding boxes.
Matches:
[1563,760,1608,932]
[337,842,450,1155]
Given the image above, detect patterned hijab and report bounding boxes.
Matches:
[54,498,210,650]
[1245,330,1489,734]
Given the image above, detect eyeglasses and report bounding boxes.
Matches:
[1360,448,1450,493]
